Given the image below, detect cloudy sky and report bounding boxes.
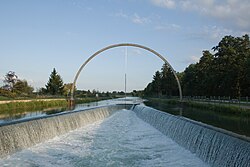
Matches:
[0,0,249,92]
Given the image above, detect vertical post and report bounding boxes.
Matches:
[70,43,183,103]
[125,73,127,97]
[69,96,75,109]
[124,47,128,108]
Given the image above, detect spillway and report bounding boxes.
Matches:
[0,109,208,167]
[0,105,124,158]
[132,105,250,167]
[0,104,249,166]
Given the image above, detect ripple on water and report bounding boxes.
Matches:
[0,110,209,167]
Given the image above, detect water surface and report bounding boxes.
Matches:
[0,98,138,125]
[145,100,250,137]
[0,110,208,167]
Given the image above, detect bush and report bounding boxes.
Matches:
[0,89,16,98]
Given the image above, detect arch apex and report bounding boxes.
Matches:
[70,43,182,104]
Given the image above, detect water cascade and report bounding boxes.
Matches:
[132,105,250,167]
[0,105,124,158]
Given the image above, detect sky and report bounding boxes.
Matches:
[0,0,249,92]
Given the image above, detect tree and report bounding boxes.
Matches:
[244,57,250,96]
[161,63,178,96]
[180,34,250,97]
[3,71,18,91]
[196,50,214,96]
[38,87,47,95]
[13,80,34,95]
[212,34,250,97]
[145,34,250,98]
[182,64,199,96]
[45,68,64,95]
[144,64,181,97]
[144,82,154,96]
[63,83,75,97]
[152,71,162,97]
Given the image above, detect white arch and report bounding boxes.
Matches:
[71,43,182,101]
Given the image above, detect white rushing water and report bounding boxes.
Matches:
[133,105,250,167]
[0,109,208,167]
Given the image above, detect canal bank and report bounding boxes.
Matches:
[0,99,68,112]
[146,98,250,115]
[0,97,111,111]
[144,98,250,137]
[0,97,112,124]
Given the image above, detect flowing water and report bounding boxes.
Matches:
[0,109,208,167]
[145,100,250,137]
[0,98,140,125]
[133,105,250,167]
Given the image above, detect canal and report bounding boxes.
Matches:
[144,99,250,137]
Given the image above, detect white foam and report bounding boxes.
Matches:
[0,110,208,167]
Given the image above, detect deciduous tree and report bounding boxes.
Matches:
[3,71,18,91]
[13,80,34,95]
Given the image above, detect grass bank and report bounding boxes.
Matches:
[0,97,112,113]
[75,97,111,104]
[0,99,68,113]
[182,100,250,116]
[146,98,250,116]
[0,96,11,101]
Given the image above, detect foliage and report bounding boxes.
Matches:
[161,64,179,96]
[1,71,34,98]
[0,88,16,98]
[75,97,111,104]
[182,34,250,97]
[0,96,11,100]
[144,63,179,97]
[2,71,18,91]
[13,80,34,96]
[63,83,75,97]
[74,89,129,98]
[38,88,47,95]
[0,99,68,113]
[45,68,64,95]
[131,90,144,97]
[144,34,250,98]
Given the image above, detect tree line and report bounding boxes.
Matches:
[1,34,249,99]
[0,71,34,98]
[0,68,70,98]
[144,34,250,98]
[0,68,137,99]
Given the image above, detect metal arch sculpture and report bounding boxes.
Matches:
[70,43,182,102]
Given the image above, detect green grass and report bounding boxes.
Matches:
[75,97,111,104]
[146,98,250,116]
[0,97,112,112]
[182,101,250,116]
[0,100,68,113]
[146,98,182,106]
[0,97,113,115]
[0,96,12,101]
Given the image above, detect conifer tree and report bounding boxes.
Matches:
[45,68,64,95]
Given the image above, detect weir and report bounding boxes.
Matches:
[132,105,250,167]
[0,103,249,167]
[0,105,125,158]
